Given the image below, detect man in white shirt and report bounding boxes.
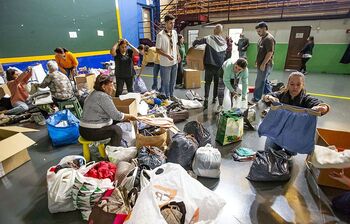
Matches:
[156,14,181,100]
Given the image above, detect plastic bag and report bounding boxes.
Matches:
[119,166,152,192]
[183,121,211,147]
[47,155,86,213]
[106,146,138,164]
[246,149,292,182]
[167,133,199,170]
[125,163,226,224]
[46,109,79,146]
[216,110,244,145]
[138,146,166,169]
[180,99,202,109]
[133,76,148,93]
[311,145,350,169]
[192,144,221,178]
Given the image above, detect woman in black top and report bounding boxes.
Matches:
[110,39,139,96]
[298,36,314,74]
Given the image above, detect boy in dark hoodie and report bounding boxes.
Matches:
[193,24,227,110]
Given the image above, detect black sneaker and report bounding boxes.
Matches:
[212,98,217,104]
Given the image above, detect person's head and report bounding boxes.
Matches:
[117,39,128,54]
[307,36,314,42]
[137,44,150,55]
[46,60,59,73]
[6,68,20,81]
[233,58,248,73]
[178,34,184,45]
[286,72,305,97]
[164,14,176,31]
[214,24,223,35]
[240,33,244,38]
[255,21,268,37]
[94,74,115,96]
[54,47,68,58]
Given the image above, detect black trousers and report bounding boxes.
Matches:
[204,65,221,99]
[116,77,133,97]
[176,62,184,85]
[79,125,122,146]
[300,58,310,73]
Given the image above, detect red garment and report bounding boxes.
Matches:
[132,55,140,65]
[7,71,32,105]
[85,161,117,182]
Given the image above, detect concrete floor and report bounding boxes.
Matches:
[0,67,349,224]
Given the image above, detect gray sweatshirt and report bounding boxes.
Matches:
[79,90,124,128]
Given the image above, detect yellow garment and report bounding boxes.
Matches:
[141,47,160,66]
[55,51,79,71]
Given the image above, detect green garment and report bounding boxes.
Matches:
[222,59,249,100]
[179,44,186,64]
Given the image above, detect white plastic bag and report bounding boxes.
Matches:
[311,145,350,169]
[180,99,203,109]
[125,163,226,224]
[105,146,137,164]
[192,144,221,178]
[116,122,136,147]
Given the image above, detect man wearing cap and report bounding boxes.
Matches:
[250,21,275,105]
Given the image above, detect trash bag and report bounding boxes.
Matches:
[167,133,199,170]
[183,121,211,147]
[246,149,292,182]
[138,146,166,170]
[133,76,148,93]
[46,109,79,146]
[192,144,221,178]
[332,192,350,216]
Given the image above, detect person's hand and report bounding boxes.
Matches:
[137,73,141,78]
[167,54,174,61]
[259,63,266,71]
[329,170,350,187]
[124,114,137,121]
[178,55,181,63]
[125,40,130,46]
[311,105,328,114]
[265,95,279,103]
[230,91,238,100]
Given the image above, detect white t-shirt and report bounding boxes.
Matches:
[156,30,178,66]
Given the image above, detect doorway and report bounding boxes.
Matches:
[229,28,243,60]
[284,26,311,70]
[142,8,152,40]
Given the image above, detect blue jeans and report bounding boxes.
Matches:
[264,137,296,156]
[152,64,161,90]
[253,64,273,101]
[5,101,29,115]
[160,64,178,98]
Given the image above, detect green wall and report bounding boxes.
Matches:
[0,0,119,58]
[246,43,350,74]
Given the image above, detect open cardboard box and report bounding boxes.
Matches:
[0,126,38,178]
[186,46,205,71]
[75,73,96,92]
[0,84,11,98]
[313,128,350,190]
[112,98,138,117]
[184,69,201,89]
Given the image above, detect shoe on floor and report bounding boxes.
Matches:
[185,90,195,100]
[170,96,179,102]
[215,105,223,114]
[212,98,217,104]
[32,112,46,126]
[203,99,208,110]
[175,84,183,89]
[191,90,204,101]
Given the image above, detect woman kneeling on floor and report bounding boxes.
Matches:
[263,71,330,155]
[79,74,137,146]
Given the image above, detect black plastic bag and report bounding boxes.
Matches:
[138,146,166,169]
[167,133,199,170]
[332,192,350,216]
[183,121,211,147]
[246,149,292,182]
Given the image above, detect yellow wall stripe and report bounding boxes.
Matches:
[0,50,110,64]
[115,0,123,38]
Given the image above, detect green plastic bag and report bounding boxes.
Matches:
[216,110,244,145]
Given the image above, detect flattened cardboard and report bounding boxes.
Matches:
[0,84,11,98]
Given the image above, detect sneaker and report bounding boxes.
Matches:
[185,90,195,100]
[175,84,183,89]
[191,90,204,101]
[32,112,46,126]
[215,105,223,114]
[212,98,217,104]
[203,99,208,110]
[170,96,179,102]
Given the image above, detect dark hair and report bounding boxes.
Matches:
[308,36,314,42]
[177,34,184,45]
[255,21,268,30]
[236,58,248,69]
[138,44,149,52]
[164,14,175,22]
[54,47,68,54]
[6,68,17,81]
[117,39,128,49]
[94,74,113,92]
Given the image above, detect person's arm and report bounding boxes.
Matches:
[123,114,137,121]
[98,95,125,121]
[17,68,33,84]
[126,40,139,55]
[304,95,330,115]
[192,38,206,47]
[38,75,51,88]
[329,170,350,187]
[263,91,280,103]
[299,43,309,55]
[68,53,78,75]
[110,42,118,57]
[223,65,234,92]
[177,45,181,63]
[241,69,248,100]
[55,55,66,74]
[242,39,249,50]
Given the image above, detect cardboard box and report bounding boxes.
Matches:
[186,46,205,71]
[0,84,11,98]
[112,98,138,117]
[315,128,350,190]
[0,63,4,74]
[75,73,96,92]
[0,126,38,177]
[184,69,201,89]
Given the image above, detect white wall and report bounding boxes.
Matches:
[183,18,350,44]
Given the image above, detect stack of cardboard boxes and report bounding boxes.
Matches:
[184,46,205,89]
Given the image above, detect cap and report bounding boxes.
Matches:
[255,21,268,29]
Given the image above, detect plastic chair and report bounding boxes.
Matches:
[57,97,83,119]
[78,136,107,161]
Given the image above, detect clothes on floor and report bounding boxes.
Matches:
[115,77,133,97]
[38,70,74,100]
[137,116,174,128]
[55,51,78,74]
[80,90,124,129]
[7,70,32,106]
[79,125,123,147]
